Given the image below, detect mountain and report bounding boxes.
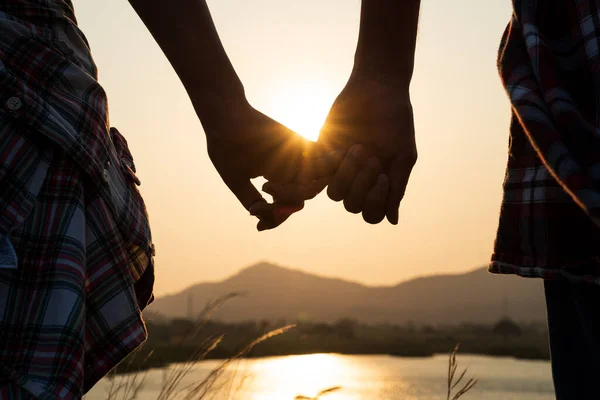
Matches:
[147,262,546,325]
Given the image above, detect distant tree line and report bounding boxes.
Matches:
[114,317,549,374]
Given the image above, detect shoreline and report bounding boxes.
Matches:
[115,346,550,374]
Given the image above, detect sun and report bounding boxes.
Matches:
[267,83,333,142]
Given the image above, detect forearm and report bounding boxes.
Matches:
[129,0,246,121]
[353,0,421,88]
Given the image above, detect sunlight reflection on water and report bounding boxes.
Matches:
[243,354,361,399]
[85,354,555,400]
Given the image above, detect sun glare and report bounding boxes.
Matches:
[267,84,334,142]
[246,353,356,399]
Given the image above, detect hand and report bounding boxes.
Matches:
[315,75,417,224]
[193,95,331,230]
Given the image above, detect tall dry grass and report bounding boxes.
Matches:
[446,344,478,400]
[98,293,478,400]
[103,325,293,400]
[294,386,342,399]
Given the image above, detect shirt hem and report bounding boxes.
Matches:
[489,260,600,285]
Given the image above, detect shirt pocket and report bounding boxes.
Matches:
[107,127,154,256]
[110,127,142,186]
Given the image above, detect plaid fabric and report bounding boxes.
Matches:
[0,1,155,398]
[490,1,600,281]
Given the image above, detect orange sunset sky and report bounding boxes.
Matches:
[75,1,514,297]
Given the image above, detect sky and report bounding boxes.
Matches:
[75,1,514,297]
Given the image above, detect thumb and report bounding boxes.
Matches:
[225,177,266,212]
[252,201,305,231]
[226,177,304,230]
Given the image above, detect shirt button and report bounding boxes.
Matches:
[6,97,22,111]
[102,168,110,184]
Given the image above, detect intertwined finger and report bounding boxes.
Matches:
[263,177,329,204]
[363,174,390,224]
[327,144,367,202]
[250,177,329,232]
[296,149,345,184]
[343,157,381,214]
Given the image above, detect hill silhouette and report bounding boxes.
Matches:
[147,262,546,324]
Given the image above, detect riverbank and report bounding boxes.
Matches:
[114,318,549,373]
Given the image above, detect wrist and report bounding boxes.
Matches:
[349,65,413,92]
[181,65,245,99]
[189,84,250,131]
[353,0,420,93]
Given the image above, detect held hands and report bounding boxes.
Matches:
[261,75,417,228]
[197,75,417,230]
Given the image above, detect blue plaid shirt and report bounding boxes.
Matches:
[0,1,155,398]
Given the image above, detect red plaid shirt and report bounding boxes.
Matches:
[0,1,154,398]
[490,1,600,281]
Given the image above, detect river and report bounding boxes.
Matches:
[84,353,554,399]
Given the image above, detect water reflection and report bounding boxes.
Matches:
[245,354,358,399]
